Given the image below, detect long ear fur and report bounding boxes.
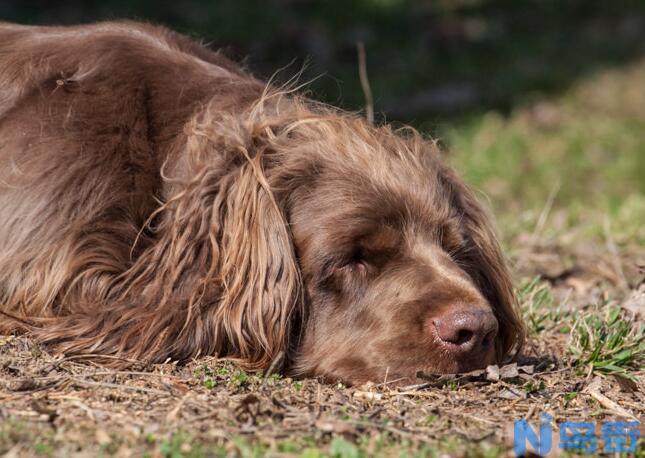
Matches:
[29,99,303,369]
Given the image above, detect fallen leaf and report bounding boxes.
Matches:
[486,365,500,381]
[497,387,526,400]
[500,363,519,379]
[353,390,383,401]
[315,419,356,434]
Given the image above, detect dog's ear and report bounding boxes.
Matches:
[30,103,303,369]
[440,168,525,361]
[175,106,304,370]
[209,148,302,369]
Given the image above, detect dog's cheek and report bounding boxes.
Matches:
[314,271,369,313]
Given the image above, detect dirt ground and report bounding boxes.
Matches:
[1,237,643,457]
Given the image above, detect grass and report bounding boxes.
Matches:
[146,432,452,458]
[569,305,644,379]
[442,59,645,246]
[518,277,564,335]
[0,419,512,458]
[519,276,644,381]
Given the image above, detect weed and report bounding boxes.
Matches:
[423,415,437,426]
[202,377,215,390]
[523,380,546,394]
[33,442,53,457]
[230,370,249,387]
[563,392,578,402]
[569,304,644,379]
[331,437,360,458]
[519,277,566,334]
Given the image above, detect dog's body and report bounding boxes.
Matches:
[0,21,524,384]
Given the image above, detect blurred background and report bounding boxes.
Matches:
[2,0,644,258]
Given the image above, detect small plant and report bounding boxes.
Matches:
[301,448,323,458]
[202,377,215,390]
[423,415,437,426]
[230,370,249,387]
[215,365,231,377]
[232,436,267,458]
[33,442,53,457]
[158,432,215,458]
[569,304,644,379]
[563,392,578,402]
[330,437,360,458]
[159,434,184,458]
[193,364,218,390]
[446,380,458,391]
[276,440,300,453]
[519,277,566,334]
[523,380,546,394]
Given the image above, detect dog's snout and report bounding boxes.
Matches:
[431,309,498,353]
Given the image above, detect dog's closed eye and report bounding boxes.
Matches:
[337,256,369,276]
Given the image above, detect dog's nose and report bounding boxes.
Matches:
[431,309,498,353]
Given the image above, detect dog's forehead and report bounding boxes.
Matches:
[319,165,455,224]
[289,128,461,241]
[292,181,458,253]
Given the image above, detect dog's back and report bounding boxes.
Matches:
[0,22,259,322]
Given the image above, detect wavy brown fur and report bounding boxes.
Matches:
[0,21,524,383]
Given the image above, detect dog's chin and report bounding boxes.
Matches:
[319,350,499,387]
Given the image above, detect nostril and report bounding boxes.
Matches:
[432,315,478,349]
[451,329,474,346]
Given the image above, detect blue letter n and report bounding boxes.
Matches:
[514,413,553,456]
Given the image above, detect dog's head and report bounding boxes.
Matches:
[176,93,525,385]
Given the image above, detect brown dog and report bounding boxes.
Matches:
[0,21,524,384]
